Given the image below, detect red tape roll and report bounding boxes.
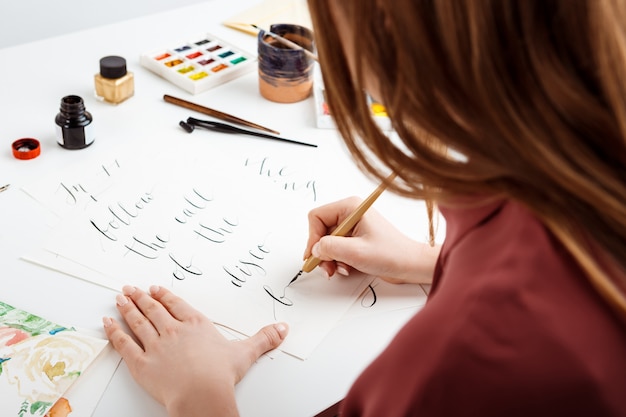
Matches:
[12,138,41,160]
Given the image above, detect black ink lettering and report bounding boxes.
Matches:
[124,235,169,259]
[174,188,213,223]
[109,205,131,226]
[223,265,251,286]
[263,285,294,306]
[59,182,77,205]
[90,219,117,241]
[140,194,153,204]
[244,157,318,201]
[195,226,227,243]
[194,217,239,244]
[90,191,154,242]
[169,253,202,280]
[101,159,121,176]
[117,202,139,218]
[58,182,98,205]
[223,242,270,287]
[193,188,212,202]
[185,196,204,210]
[360,283,378,308]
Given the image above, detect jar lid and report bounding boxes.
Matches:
[99,56,128,79]
[12,138,41,160]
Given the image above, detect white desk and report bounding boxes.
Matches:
[0,2,431,416]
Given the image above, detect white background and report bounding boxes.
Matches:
[0,0,211,48]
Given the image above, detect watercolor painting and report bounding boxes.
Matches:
[0,301,108,417]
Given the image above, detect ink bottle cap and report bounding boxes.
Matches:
[55,95,95,149]
[95,55,134,104]
[100,56,128,78]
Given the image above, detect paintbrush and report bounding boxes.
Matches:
[163,94,280,135]
[252,24,319,62]
[288,173,397,286]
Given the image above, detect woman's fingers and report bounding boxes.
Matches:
[114,289,160,346]
[120,285,208,341]
[304,197,363,259]
[102,316,145,360]
[147,285,201,322]
[234,323,289,381]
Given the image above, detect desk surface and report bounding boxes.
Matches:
[0,2,433,416]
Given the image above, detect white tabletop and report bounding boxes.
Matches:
[0,2,432,416]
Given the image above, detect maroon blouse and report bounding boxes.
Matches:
[340,200,626,416]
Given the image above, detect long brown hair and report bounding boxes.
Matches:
[308,0,626,318]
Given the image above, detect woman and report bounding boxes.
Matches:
[103,1,626,416]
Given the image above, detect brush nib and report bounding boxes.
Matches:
[287,270,303,287]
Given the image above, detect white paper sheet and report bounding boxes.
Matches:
[21,133,435,359]
[22,137,373,359]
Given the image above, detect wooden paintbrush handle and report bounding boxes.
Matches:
[163,94,280,135]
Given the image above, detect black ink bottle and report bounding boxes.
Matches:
[55,95,95,149]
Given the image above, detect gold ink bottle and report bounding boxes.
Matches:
[94,56,134,104]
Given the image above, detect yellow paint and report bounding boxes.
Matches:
[190,71,209,80]
[43,361,66,380]
[178,66,195,74]
[370,102,388,117]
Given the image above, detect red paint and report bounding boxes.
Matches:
[186,51,203,59]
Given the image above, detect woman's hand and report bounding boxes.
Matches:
[103,285,288,417]
[304,197,440,284]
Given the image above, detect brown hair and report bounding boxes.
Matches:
[308,0,626,318]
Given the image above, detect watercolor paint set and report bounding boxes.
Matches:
[313,66,391,130]
[140,33,256,94]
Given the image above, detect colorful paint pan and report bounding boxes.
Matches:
[313,65,390,130]
[140,33,256,94]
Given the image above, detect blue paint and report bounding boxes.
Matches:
[48,326,70,335]
[218,50,234,58]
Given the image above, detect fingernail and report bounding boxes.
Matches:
[116,294,128,306]
[102,317,113,328]
[337,265,350,276]
[122,285,136,296]
[274,323,288,339]
[312,242,321,258]
[149,285,160,296]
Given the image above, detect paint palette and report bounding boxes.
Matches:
[313,65,391,130]
[140,33,256,94]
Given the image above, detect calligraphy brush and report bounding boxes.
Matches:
[251,24,319,62]
[288,173,397,286]
[181,117,317,148]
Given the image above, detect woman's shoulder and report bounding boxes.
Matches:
[434,198,623,344]
[437,198,582,290]
[412,199,626,414]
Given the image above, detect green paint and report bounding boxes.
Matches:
[0,301,64,336]
[30,401,52,415]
